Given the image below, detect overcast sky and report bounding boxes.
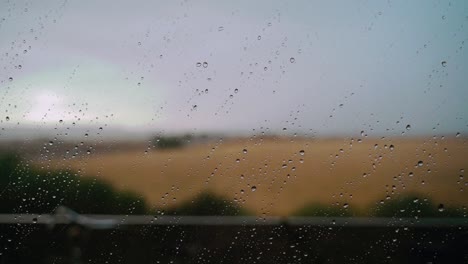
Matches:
[0,0,467,139]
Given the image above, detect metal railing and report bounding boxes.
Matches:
[0,206,466,228]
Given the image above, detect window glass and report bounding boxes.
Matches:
[0,0,467,263]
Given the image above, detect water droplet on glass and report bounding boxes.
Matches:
[234,88,239,93]
[196,62,201,67]
[8,77,13,82]
[441,61,447,67]
[343,203,349,209]
[406,124,411,130]
[257,35,261,40]
[5,116,10,121]
[218,26,224,31]
[251,186,257,192]
[456,132,460,137]
[243,149,247,154]
[417,161,423,167]
[290,57,295,63]
[389,144,394,150]
[438,204,444,212]
[299,150,305,156]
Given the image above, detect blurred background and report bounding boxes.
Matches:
[0,0,467,263]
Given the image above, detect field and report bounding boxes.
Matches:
[48,137,468,216]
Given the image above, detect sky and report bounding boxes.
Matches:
[0,0,467,139]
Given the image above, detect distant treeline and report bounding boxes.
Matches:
[152,134,204,149]
[0,153,465,217]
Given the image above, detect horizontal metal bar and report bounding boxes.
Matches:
[0,214,467,228]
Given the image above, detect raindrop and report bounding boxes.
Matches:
[438,204,444,212]
[299,150,305,156]
[389,144,394,150]
[290,57,295,63]
[203,62,208,68]
[343,203,349,209]
[456,132,460,137]
[243,149,248,154]
[251,186,257,192]
[417,161,423,167]
[8,77,13,82]
[234,88,239,93]
[441,61,447,67]
[5,116,10,121]
[218,26,224,31]
[257,35,261,40]
[406,124,411,130]
[196,62,201,67]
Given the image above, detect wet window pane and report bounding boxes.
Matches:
[0,0,467,263]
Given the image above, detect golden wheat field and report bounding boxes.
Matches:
[48,137,468,216]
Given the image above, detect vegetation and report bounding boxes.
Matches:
[152,135,192,149]
[164,192,249,216]
[293,203,354,217]
[370,193,465,218]
[0,152,147,214]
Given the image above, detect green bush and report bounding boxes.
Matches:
[293,203,354,217]
[0,152,147,214]
[164,192,249,216]
[370,193,464,218]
